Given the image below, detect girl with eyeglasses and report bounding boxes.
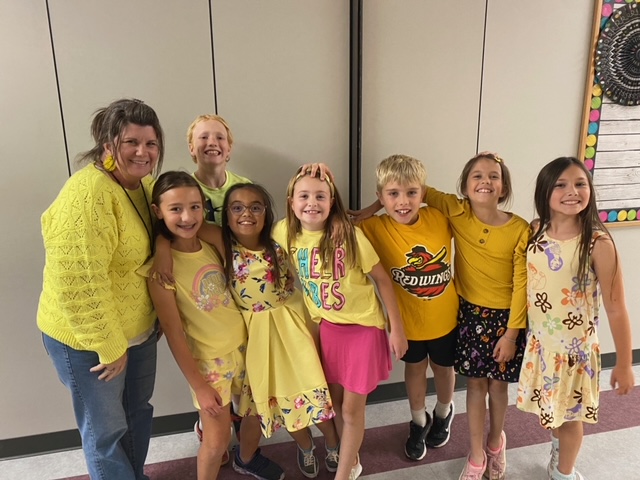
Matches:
[152,177,340,478]
[208,182,340,478]
[142,172,285,480]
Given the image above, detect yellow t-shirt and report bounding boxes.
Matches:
[360,207,458,340]
[140,241,246,359]
[272,220,387,329]
[425,187,529,328]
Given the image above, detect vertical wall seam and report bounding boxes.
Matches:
[349,0,363,209]
[45,0,71,176]
[208,0,218,113]
[476,0,489,154]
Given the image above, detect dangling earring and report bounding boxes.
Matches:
[225,156,231,163]
[103,154,116,172]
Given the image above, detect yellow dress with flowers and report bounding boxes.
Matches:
[517,231,604,429]
[231,241,335,437]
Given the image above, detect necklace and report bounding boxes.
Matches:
[111,174,154,253]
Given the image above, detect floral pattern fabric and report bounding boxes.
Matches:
[230,241,335,437]
[517,232,603,429]
[192,343,248,410]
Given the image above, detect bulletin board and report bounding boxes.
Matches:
[579,0,640,226]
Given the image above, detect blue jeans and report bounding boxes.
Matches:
[43,332,157,480]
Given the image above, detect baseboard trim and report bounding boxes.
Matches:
[2,349,637,460]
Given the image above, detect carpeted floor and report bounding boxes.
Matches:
[62,386,640,480]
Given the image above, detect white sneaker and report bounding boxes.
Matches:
[348,454,362,480]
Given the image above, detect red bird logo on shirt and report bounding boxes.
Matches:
[390,246,451,299]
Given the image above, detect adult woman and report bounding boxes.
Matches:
[38,98,164,480]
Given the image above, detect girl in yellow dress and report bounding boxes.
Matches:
[217,182,340,478]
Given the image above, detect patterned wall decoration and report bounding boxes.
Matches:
[579,0,640,225]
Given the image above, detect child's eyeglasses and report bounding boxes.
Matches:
[228,203,266,216]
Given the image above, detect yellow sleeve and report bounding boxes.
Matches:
[507,223,530,329]
[41,181,128,363]
[354,227,380,274]
[272,219,288,247]
[424,186,466,218]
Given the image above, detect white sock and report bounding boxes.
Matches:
[435,401,451,419]
[551,467,574,480]
[411,408,427,427]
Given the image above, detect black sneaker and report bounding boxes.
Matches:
[404,412,432,460]
[426,403,455,448]
[232,447,285,480]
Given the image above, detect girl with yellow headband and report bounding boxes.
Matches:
[272,167,408,480]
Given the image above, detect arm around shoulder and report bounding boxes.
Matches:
[423,186,465,217]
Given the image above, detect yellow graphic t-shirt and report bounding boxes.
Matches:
[360,207,458,340]
[272,221,387,329]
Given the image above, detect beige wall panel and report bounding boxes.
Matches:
[210,0,350,214]
[47,0,218,422]
[48,0,215,174]
[0,1,71,439]
[362,0,487,209]
[479,0,595,218]
[480,0,640,352]
[362,1,486,383]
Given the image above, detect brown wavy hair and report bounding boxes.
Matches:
[77,98,165,176]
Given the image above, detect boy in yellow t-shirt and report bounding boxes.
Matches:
[358,154,458,461]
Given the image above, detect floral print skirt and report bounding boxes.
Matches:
[517,333,601,429]
[238,291,335,438]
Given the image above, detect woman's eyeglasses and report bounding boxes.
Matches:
[228,203,266,216]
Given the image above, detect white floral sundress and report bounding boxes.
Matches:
[517,231,604,429]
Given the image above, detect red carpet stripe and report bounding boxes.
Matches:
[63,386,640,479]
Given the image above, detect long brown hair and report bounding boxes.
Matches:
[285,167,357,272]
[530,156,613,291]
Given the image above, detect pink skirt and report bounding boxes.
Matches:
[319,319,392,395]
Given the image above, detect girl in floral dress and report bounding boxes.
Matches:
[216,182,340,478]
[144,172,284,480]
[517,157,634,480]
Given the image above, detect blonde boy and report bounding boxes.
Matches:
[359,154,458,460]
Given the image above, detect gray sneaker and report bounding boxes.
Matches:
[296,432,319,478]
[325,442,339,472]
